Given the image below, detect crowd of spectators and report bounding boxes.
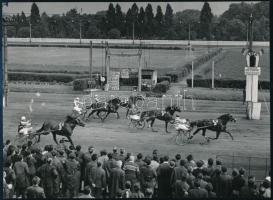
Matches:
[3,139,271,198]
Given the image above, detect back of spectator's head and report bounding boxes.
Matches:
[83,186,91,195]
[208,158,214,166]
[159,157,164,164]
[163,155,169,162]
[248,175,255,186]
[69,145,74,151]
[76,145,81,151]
[175,154,181,160]
[48,145,53,152]
[215,168,221,175]
[221,166,227,173]
[153,149,158,155]
[145,188,153,197]
[7,145,16,156]
[125,181,131,189]
[18,154,23,161]
[116,189,123,198]
[137,153,143,160]
[216,159,222,165]
[120,148,125,154]
[144,157,151,165]
[196,160,203,168]
[133,182,140,191]
[91,153,98,161]
[205,183,213,192]
[202,168,208,176]
[5,139,11,146]
[113,146,117,153]
[22,144,27,150]
[69,153,75,159]
[180,159,186,166]
[186,154,193,161]
[59,150,65,156]
[194,180,200,188]
[170,161,175,168]
[116,160,122,168]
[32,176,40,185]
[97,161,102,167]
[51,150,57,157]
[181,175,187,182]
[108,152,113,159]
[239,168,245,175]
[129,155,135,162]
[197,173,203,179]
[152,155,158,162]
[232,168,239,177]
[100,149,107,156]
[27,141,32,147]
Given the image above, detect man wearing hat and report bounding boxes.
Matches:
[73,97,83,115]
[109,160,125,198]
[112,146,119,161]
[25,176,46,198]
[240,175,258,198]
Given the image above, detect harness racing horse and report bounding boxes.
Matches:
[35,115,85,147]
[189,113,236,143]
[86,98,122,121]
[140,105,181,133]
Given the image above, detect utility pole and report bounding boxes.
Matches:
[191,61,194,88]
[132,21,135,45]
[29,22,32,43]
[212,60,215,89]
[3,24,8,107]
[89,41,93,88]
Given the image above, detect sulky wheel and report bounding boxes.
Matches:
[28,133,40,145]
[135,120,145,130]
[175,130,189,146]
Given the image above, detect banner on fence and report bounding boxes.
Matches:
[108,71,120,91]
[120,69,130,78]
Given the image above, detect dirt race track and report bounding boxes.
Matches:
[4,92,270,178]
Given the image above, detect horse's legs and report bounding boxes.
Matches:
[116,111,120,119]
[52,133,58,145]
[201,129,210,143]
[224,130,234,140]
[102,111,110,122]
[96,111,102,120]
[66,136,74,148]
[210,131,221,140]
[87,110,96,119]
[165,121,170,133]
[189,128,201,139]
[126,108,129,118]
[150,118,157,132]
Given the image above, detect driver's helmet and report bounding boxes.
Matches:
[75,97,80,101]
[21,116,27,122]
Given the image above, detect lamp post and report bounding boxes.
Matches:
[132,21,135,44]
[183,89,187,110]
[29,21,32,43]
[80,8,82,44]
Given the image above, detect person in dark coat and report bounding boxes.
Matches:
[206,158,215,177]
[123,155,140,188]
[4,161,16,198]
[205,182,216,198]
[171,159,188,187]
[135,153,145,168]
[122,181,132,198]
[25,150,37,184]
[232,167,246,196]
[131,182,145,198]
[193,160,204,177]
[240,176,258,198]
[219,166,232,197]
[173,175,190,198]
[186,166,195,189]
[14,154,30,198]
[86,153,98,186]
[51,150,64,197]
[156,155,173,198]
[109,160,125,198]
[211,168,221,196]
[103,152,117,191]
[37,157,58,198]
[188,180,208,198]
[185,154,196,169]
[75,145,85,191]
[89,161,107,198]
[83,146,95,185]
[139,158,157,193]
[118,148,126,166]
[63,153,81,198]
[25,176,46,198]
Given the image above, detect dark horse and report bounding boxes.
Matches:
[189,113,236,142]
[86,98,122,121]
[35,115,85,147]
[140,105,181,133]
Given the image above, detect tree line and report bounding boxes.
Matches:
[5,1,269,41]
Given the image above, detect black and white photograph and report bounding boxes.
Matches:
[2,1,270,199]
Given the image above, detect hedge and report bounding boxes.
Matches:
[152,80,170,93]
[73,78,97,91]
[157,76,171,83]
[8,72,78,83]
[186,78,270,89]
[165,73,178,82]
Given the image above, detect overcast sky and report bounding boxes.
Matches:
[3,1,259,17]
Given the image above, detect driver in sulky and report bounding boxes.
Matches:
[73,97,83,115]
[18,116,33,136]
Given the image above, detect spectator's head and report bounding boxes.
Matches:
[152,149,158,156]
[116,189,123,198]
[116,160,122,168]
[170,161,175,168]
[22,144,27,150]
[91,153,98,161]
[133,183,141,192]
[194,180,200,188]
[113,146,118,153]
[187,166,193,173]
[180,159,186,167]
[205,183,213,192]
[18,154,23,161]
[59,150,65,156]
[51,150,57,157]
[48,145,53,152]
[129,155,135,162]
[145,188,153,198]
[47,157,53,164]
[232,168,239,177]
[196,160,203,168]
[144,157,151,166]
[88,145,94,153]
[100,149,107,156]
[197,173,203,180]
[5,139,11,146]
[208,158,214,166]
[248,176,255,186]
[125,181,131,189]
[83,186,91,195]
[152,155,158,162]
[202,168,208,176]
[107,152,113,159]
[187,154,193,162]
[27,141,32,147]
[69,145,74,151]
[120,148,125,155]
[7,145,16,156]
[159,157,164,164]
[263,179,271,189]
[215,168,221,176]
[97,161,102,168]
[221,166,227,173]
[32,176,41,185]
[163,155,169,162]
[175,154,181,161]
[76,145,81,151]
[125,152,131,161]
[137,153,143,160]
[69,153,76,160]
[239,168,245,176]
[216,159,222,166]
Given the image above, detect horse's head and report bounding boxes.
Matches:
[166,105,181,113]
[218,114,236,123]
[66,115,85,127]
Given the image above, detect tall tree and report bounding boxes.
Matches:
[164,3,173,27]
[125,8,133,37]
[21,11,27,25]
[131,3,139,37]
[155,5,164,37]
[30,2,40,25]
[137,7,145,38]
[115,4,124,34]
[199,1,213,40]
[144,3,154,37]
[106,3,116,31]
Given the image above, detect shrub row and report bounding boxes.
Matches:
[8,72,82,83]
[186,78,270,89]
[73,78,97,91]
[152,80,170,93]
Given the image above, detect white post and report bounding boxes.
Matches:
[212,60,215,89]
[29,22,32,43]
[191,61,194,88]
[90,41,93,87]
